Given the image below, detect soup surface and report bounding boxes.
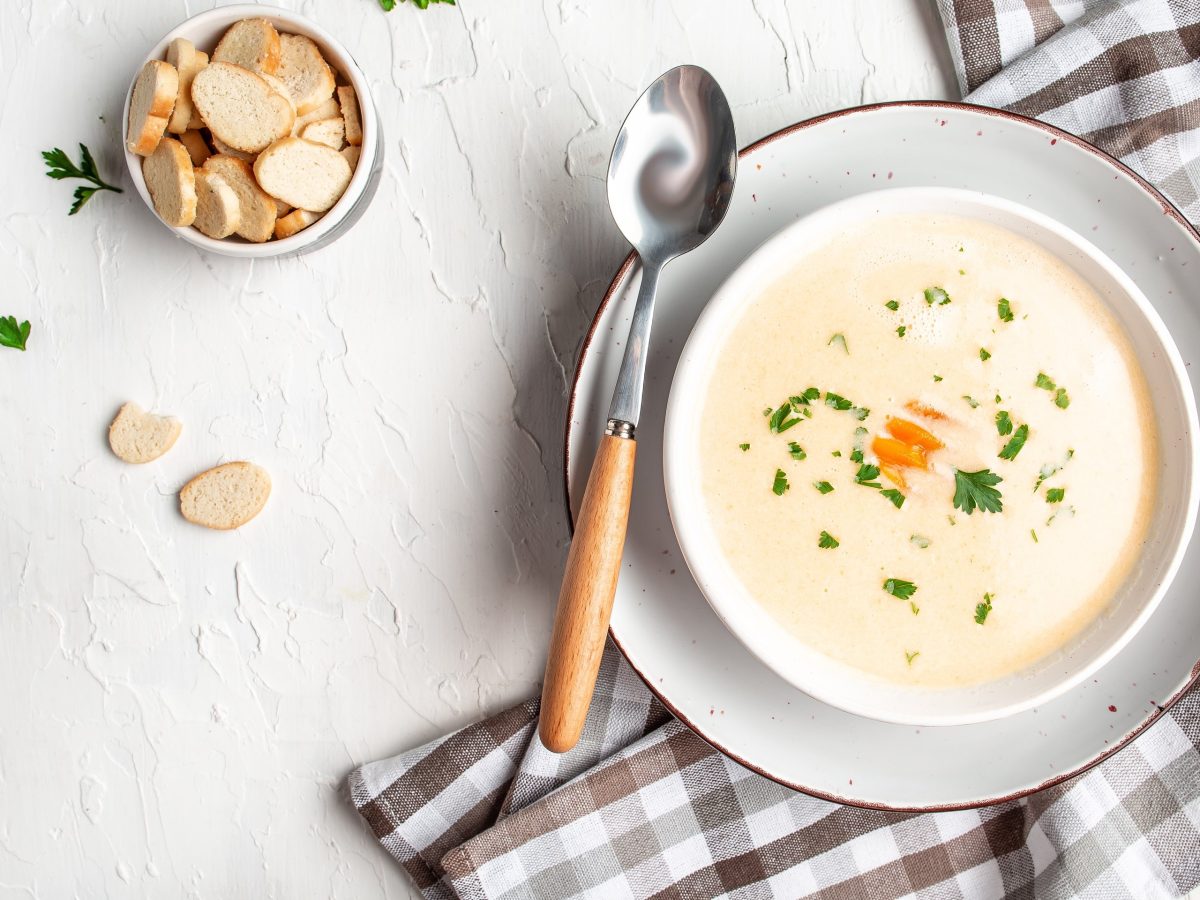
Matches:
[700,214,1157,688]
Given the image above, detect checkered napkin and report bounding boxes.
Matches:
[350,4,1200,897]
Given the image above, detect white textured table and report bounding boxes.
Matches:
[0,2,955,896]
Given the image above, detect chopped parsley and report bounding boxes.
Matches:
[998,424,1029,461]
[910,534,931,549]
[850,406,870,421]
[1031,528,1039,543]
[880,488,905,509]
[974,593,994,625]
[790,387,821,405]
[768,401,802,433]
[910,601,920,615]
[787,441,806,461]
[905,650,920,665]
[739,443,750,451]
[963,395,980,409]
[932,374,943,382]
[896,325,907,338]
[998,298,1014,323]
[824,392,853,411]
[1035,372,1056,390]
[1054,388,1070,409]
[818,530,840,549]
[771,469,790,496]
[885,300,900,311]
[854,464,882,489]
[1045,487,1066,504]
[831,450,842,457]
[813,480,835,494]
[924,286,951,306]
[828,333,850,354]
[883,578,918,600]
[979,347,991,361]
[850,426,868,463]
[952,468,1004,514]
[995,410,1013,436]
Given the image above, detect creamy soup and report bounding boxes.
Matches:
[700,214,1157,688]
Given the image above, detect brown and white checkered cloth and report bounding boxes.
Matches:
[350,4,1200,897]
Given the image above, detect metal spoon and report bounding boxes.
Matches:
[539,65,737,752]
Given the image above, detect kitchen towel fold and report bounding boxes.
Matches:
[350,3,1200,897]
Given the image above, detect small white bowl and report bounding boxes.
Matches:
[122,4,382,257]
[663,187,1200,726]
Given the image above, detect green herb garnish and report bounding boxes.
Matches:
[787,441,806,461]
[995,410,1013,436]
[1045,487,1066,504]
[768,401,802,433]
[379,0,455,10]
[1035,372,1056,390]
[952,468,1004,514]
[813,481,834,494]
[885,300,900,311]
[883,578,918,600]
[910,534,931,549]
[905,650,920,666]
[739,443,750,452]
[828,333,849,354]
[932,374,943,382]
[772,469,790,496]
[42,144,123,215]
[818,531,840,549]
[850,426,867,463]
[0,316,31,351]
[1054,388,1070,409]
[910,601,920,615]
[998,298,1014,323]
[963,395,980,409]
[1031,529,1039,543]
[854,464,882,489]
[924,286,951,306]
[896,325,907,338]
[880,488,905,509]
[850,406,870,421]
[979,348,991,362]
[998,424,1029,461]
[824,392,853,411]
[974,593,994,625]
[790,387,820,406]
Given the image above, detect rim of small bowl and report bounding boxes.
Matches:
[661,185,1200,727]
[121,3,378,258]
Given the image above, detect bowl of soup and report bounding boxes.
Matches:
[663,187,1199,726]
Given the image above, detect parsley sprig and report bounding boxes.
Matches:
[952,468,1004,514]
[998,424,1029,461]
[883,578,918,600]
[974,593,994,624]
[42,144,122,215]
[0,316,31,351]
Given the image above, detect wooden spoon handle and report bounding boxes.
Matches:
[539,433,637,752]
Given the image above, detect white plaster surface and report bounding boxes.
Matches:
[0,2,956,896]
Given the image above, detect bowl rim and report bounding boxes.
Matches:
[660,184,1200,727]
[121,3,377,258]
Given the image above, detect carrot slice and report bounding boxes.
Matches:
[880,463,908,489]
[872,436,928,470]
[904,400,948,421]
[886,417,944,450]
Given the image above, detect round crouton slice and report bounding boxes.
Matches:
[187,51,210,129]
[301,116,344,149]
[210,134,256,162]
[127,60,178,155]
[142,137,197,227]
[166,38,206,134]
[108,402,182,464]
[341,145,361,171]
[260,72,295,113]
[274,208,322,240]
[191,62,294,154]
[202,155,277,243]
[337,86,362,147]
[193,170,241,239]
[276,34,335,116]
[180,462,271,530]
[212,18,281,75]
[254,137,351,213]
[291,97,339,137]
[178,129,212,167]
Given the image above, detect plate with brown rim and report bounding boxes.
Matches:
[564,101,1200,810]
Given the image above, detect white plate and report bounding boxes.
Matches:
[565,102,1200,810]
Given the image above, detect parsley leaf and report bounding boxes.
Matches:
[952,468,1004,514]
[998,423,1029,461]
[932,374,943,382]
[995,410,1013,436]
[772,469,790,496]
[813,480,834,494]
[854,464,882,489]
[787,441,806,461]
[818,530,840,549]
[924,286,951,306]
[885,300,900,311]
[880,488,905,509]
[963,395,980,409]
[828,333,849,354]
[896,325,907,338]
[824,392,853,411]
[850,426,868,463]
[1054,387,1070,409]
[1035,372,1056,390]
[979,347,991,361]
[0,316,31,351]
[738,443,750,451]
[883,578,918,600]
[850,406,870,421]
[42,144,123,214]
[974,593,994,624]
[768,401,801,433]
[790,387,820,406]
[998,297,1014,323]
[1046,487,1066,503]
